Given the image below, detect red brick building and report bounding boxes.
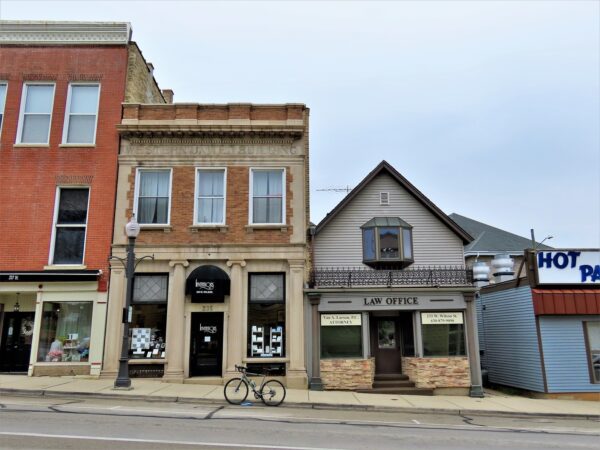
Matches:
[0,21,164,375]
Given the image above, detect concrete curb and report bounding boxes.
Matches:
[1,388,597,420]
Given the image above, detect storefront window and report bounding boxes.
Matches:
[321,313,362,358]
[248,273,285,358]
[37,302,92,362]
[584,321,600,383]
[421,312,466,357]
[129,275,168,359]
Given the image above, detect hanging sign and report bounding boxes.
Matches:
[421,312,463,325]
[321,313,362,326]
[536,250,600,285]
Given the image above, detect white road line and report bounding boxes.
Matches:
[0,431,341,450]
[412,419,421,425]
[109,406,121,410]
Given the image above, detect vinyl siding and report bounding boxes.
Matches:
[314,173,465,267]
[539,316,600,393]
[479,286,545,392]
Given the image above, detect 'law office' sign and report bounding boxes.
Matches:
[536,250,600,285]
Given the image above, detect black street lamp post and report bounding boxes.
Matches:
[113,215,143,389]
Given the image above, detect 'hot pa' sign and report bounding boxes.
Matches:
[536,250,600,284]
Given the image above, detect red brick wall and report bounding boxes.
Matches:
[0,46,129,284]
[127,165,294,245]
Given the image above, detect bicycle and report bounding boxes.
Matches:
[224,364,286,406]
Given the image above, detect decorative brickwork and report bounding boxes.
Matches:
[402,357,470,388]
[320,358,375,390]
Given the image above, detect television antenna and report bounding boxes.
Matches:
[316,186,353,193]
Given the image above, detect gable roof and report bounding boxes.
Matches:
[449,213,554,255]
[315,160,473,244]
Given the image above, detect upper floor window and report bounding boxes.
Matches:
[195,168,226,225]
[135,169,171,225]
[51,187,89,265]
[62,83,100,144]
[250,169,285,224]
[17,83,55,144]
[361,217,414,268]
[0,82,7,135]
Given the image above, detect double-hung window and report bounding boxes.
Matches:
[62,83,100,144]
[0,82,7,135]
[17,83,55,144]
[135,169,172,225]
[250,169,285,224]
[51,187,90,265]
[195,168,226,225]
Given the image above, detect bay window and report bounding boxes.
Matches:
[361,217,414,268]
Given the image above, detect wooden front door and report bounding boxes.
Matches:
[0,312,35,372]
[371,317,402,374]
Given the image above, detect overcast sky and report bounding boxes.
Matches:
[2,1,598,248]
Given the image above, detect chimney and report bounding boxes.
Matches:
[162,89,174,104]
[491,253,515,283]
[472,261,490,288]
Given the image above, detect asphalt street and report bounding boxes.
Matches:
[0,395,598,450]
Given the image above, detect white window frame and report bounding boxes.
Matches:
[16,82,56,145]
[249,168,286,225]
[48,186,91,266]
[61,82,101,145]
[0,81,7,137]
[133,168,173,227]
[193,167,227,226]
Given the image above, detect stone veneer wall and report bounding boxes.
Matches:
[320,358,375,390]
[33,365,91,377]
[402,357,470,388]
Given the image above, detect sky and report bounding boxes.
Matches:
[2,0,598,248]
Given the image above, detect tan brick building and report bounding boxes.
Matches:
[102,103,310,388]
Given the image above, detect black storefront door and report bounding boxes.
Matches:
[190,312,223,377]
[371,317,403,375]
[0,312,35,372]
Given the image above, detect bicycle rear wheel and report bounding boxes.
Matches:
[224,378,249,405]
[260,380,286,406]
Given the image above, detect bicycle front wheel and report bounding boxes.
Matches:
[260,380,286,406]
[224,378,249,405]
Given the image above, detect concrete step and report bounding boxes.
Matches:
[356,387,435,396]
[372,379,416,389]
[374,373,410,381]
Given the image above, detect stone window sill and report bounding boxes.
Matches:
[245,224,288,232]
[44,264,87,270]
[59,144,96,148]
[189,225,228,233]
[140,225,172,233]
[13,143,50,148]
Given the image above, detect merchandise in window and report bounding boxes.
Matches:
[196,169,225,224]
[18,83,55,144]
[584,321,600,383]
[136,169,171,224]
[251,169,284,224]
[52,188,89,264]
[361,217,414,268]
[129,275,168,359]
[63,84,100,144]
[248,274,285,358]
[37,302,92,362]
[0,82,6,134]
[421,312,466,357]
[321,314,362,358]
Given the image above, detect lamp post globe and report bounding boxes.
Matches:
[125,215,141,238]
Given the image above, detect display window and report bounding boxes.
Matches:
[320,313,362,358]
[129,274,168,359]
[584,321,600,383]
[247,273,285,358]
[421,312,466,357]
[37,302,92,362]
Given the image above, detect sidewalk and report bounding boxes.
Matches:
[1,374,598,419]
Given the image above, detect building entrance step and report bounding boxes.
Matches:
[356,387,435,396]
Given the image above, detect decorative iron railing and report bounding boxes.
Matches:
[309,266,473,288]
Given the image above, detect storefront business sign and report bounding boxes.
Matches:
[421,312,463,325]
[537,250,600,284]
[363,296,419,306]
[185,265,231,302]
[321,313,362,326]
